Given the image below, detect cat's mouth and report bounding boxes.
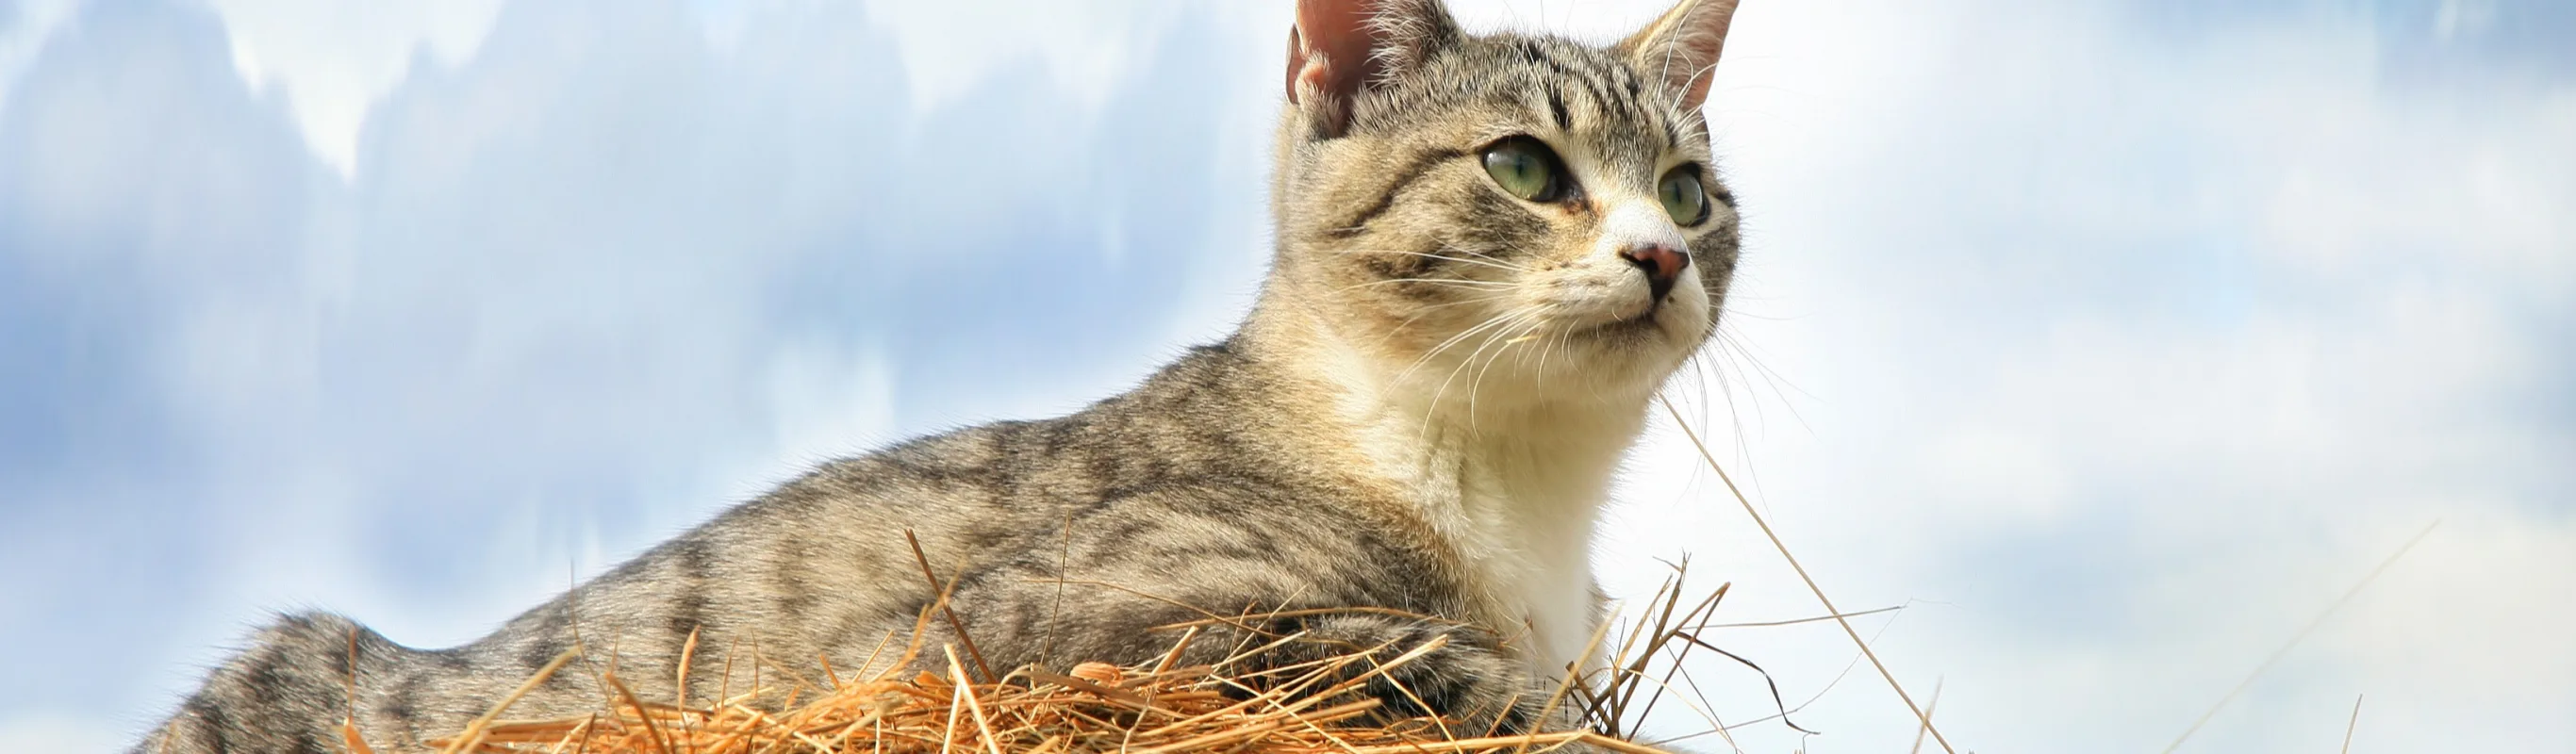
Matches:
[1521,277,1704,351]
[1566,294,1709,350]
[1580,309,1668,340]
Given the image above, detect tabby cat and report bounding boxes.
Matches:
[137,0,1742,750]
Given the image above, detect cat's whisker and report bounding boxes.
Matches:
[1400,327,1519,431]
[1534,315,1581,395]
[1433,306,1551,430]
[1412,314,1525,442]
[1330,277,1517,295]
[1527,320,1563,395]
[1713,323,1812,436]
[1335,247,1535,275]
[1462,310,1556,426]
[1316,290,1522,371]
[1384,293,1521,327]
[1392,309,1529,387]
[1365,293,1527,356]
[1665,58,1726,113]
[1310,279,1520,357]
[1422,311,1524,413]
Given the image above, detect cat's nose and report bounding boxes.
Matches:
[1618,244,1689,301]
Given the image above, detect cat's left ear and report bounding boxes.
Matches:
[1286,0,1461,138]
[1617,0,1741,112]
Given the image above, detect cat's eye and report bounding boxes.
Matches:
[1659,168,1709,226]
[1481,138,1570,203]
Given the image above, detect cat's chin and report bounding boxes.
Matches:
[1560,312,1709,384]
[1584,312,1667,339]
[1563,300,1708,354]
[1477,316,1696,395]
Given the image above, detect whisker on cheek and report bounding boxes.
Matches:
[1330,246,1537,276]
[1329,277,1518,296]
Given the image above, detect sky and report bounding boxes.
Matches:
[0,0,2568,751]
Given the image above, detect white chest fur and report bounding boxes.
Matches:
[1352,406,1640,680]
[1288,315,1658,680]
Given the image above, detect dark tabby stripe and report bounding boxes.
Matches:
[1328,147,1467,238]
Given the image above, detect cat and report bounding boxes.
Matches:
[136,0,1742,750]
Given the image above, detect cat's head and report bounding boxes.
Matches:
[1260,0,1742,417]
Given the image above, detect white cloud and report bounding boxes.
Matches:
[190,0,1296,176]
[0,0,84,104]
[859,0,1271,113]
[200,0,506,175]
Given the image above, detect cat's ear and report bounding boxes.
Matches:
[1617,0,1740,112]
[1285,0,1461,138]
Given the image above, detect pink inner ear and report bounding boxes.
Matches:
[1676,40,1719,110]
[1291,0,1389,110]
[1623,0,1739,111]
[1667,1,1737,110]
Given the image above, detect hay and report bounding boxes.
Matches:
[411,566,1760,754]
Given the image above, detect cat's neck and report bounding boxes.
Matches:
[1236,294,1652,673]
[1239,289,1656,505]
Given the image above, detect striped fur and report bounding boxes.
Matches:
[134,1,1742,751]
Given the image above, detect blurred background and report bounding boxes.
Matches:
[2,0,2569,750]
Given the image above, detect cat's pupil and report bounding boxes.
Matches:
[1660,169,1709,225]
[1481,139,1561,202]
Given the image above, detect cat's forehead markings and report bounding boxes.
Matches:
[1470,39,1682,183]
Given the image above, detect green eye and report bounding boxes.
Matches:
[1482,138,1567,202]
[1659,168,1709,225]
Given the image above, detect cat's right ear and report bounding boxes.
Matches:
[1617,0,1740,112]
[1286,0,1460,138]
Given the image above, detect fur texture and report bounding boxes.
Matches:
[135,1,1742,750]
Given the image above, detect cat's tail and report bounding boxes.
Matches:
[132,611,439,754]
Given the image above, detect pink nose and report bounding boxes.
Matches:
[1618,244,1689,301]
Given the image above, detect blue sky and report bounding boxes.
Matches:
[1,0,2569,751]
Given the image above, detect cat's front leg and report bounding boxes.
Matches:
[944,566,1593,741]
[1226,610,1595,736]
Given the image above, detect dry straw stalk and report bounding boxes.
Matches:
[401,568,1774,754]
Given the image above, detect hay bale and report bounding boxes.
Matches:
[419,631,1674,754]
[418,572,1743,754]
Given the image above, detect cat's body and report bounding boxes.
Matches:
[138,1,1743,751]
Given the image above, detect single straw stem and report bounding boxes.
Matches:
[1659,396,1954,754]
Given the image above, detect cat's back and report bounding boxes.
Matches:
[721,340,1393,557]
[598,340,1457,665]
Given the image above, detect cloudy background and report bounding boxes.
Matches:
[1,0,2568,751]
